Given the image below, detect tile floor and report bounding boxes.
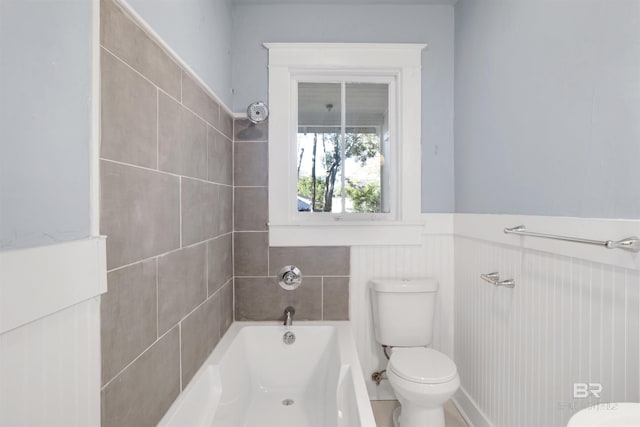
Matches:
[371,400,468,427]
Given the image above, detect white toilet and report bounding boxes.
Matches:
[370,278,460,427]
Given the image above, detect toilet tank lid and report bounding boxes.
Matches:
[370,278,438,293]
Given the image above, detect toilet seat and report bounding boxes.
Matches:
[389,348,457,384]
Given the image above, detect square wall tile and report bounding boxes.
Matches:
[234,118,268,142]
[234,142,268,186]
[102,259,157,385]
[180,178,219,246]
[181,72,219,128]
[269,246,350,276]
[207,128,232,185]
[158,92,207,180]
[157,244,207,334]
[323,277,349,320]
[180,294,220,388]
[207,234,232,296]
[219,281,234,336]
[101,327,180,427]
[101,0,180,99]
[220,110,233,139]
[234,232,268,276]
[234,277,321,321]
[234,187,268,231]
[218,185,233,235]
[101,49,157,168]
[101,160,180,270]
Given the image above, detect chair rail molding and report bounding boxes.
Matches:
[0,236,107,334]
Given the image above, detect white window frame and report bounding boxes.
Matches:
[266,43,426,246]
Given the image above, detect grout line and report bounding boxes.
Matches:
[233,140,268,144]
[156,258,159,339]
[166,280,231,344]
[100,45,227,135]
[321,277,324,321]
[205,241,209,298]
[178,323,183,391]
[156,89,160,170]
[233,275,332,280]
[100,158,234,188]
[266,238,270,276]
[206,120,210,187]
[231,115,236,323]
[179,176,183,248]
[101,325,178,390]
[106,233,233,274]
[106,0,234,116]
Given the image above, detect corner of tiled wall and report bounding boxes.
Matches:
[232,118,351,322]
[99,1,234,426]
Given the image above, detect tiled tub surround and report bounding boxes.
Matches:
[233,119,351,321]
[99,1,234,426]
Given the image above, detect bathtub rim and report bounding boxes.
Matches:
[158,320,376,427]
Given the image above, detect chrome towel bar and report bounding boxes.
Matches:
[504,225,640,253]
[480,272,515,288]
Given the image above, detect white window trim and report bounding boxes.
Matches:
[266,43,426,246]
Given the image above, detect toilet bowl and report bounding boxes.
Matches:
[387,347,460,427]
[369,278,460,427]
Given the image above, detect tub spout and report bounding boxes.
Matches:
[284,306,295,326]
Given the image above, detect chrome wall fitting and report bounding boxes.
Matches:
[480,272,515,288]
[278,266,302,290]
[504,225,640,253]
[283,306,295,326]
[247,101,269,124]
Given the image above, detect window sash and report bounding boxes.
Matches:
[291,74,397,222]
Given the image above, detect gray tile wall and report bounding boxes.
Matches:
[233,119,351,322]
[99,1,234,426]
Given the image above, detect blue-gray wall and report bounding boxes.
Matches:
[231,3,456,213]
[454,0,640,218]
[0,0,93,250]
[125,0,233,107]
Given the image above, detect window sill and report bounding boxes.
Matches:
[268,222,424,246]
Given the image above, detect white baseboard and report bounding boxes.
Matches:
[452,386,494,427]
[0,236,107,334]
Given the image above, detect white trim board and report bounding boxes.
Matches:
[454,213,640,271]
[452,387,493,427]
[0,236,107,334]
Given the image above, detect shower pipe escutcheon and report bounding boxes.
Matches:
[504,225,640,253]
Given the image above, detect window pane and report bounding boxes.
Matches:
[344,83,389,213]
[297,82,342,212]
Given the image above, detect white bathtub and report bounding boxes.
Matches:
[158,321,376,427]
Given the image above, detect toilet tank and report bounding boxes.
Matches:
[370,278,438,347]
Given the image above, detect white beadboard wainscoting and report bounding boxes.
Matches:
[351,214,455,399]
[453,214,640,427]
[0,297,101,427]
